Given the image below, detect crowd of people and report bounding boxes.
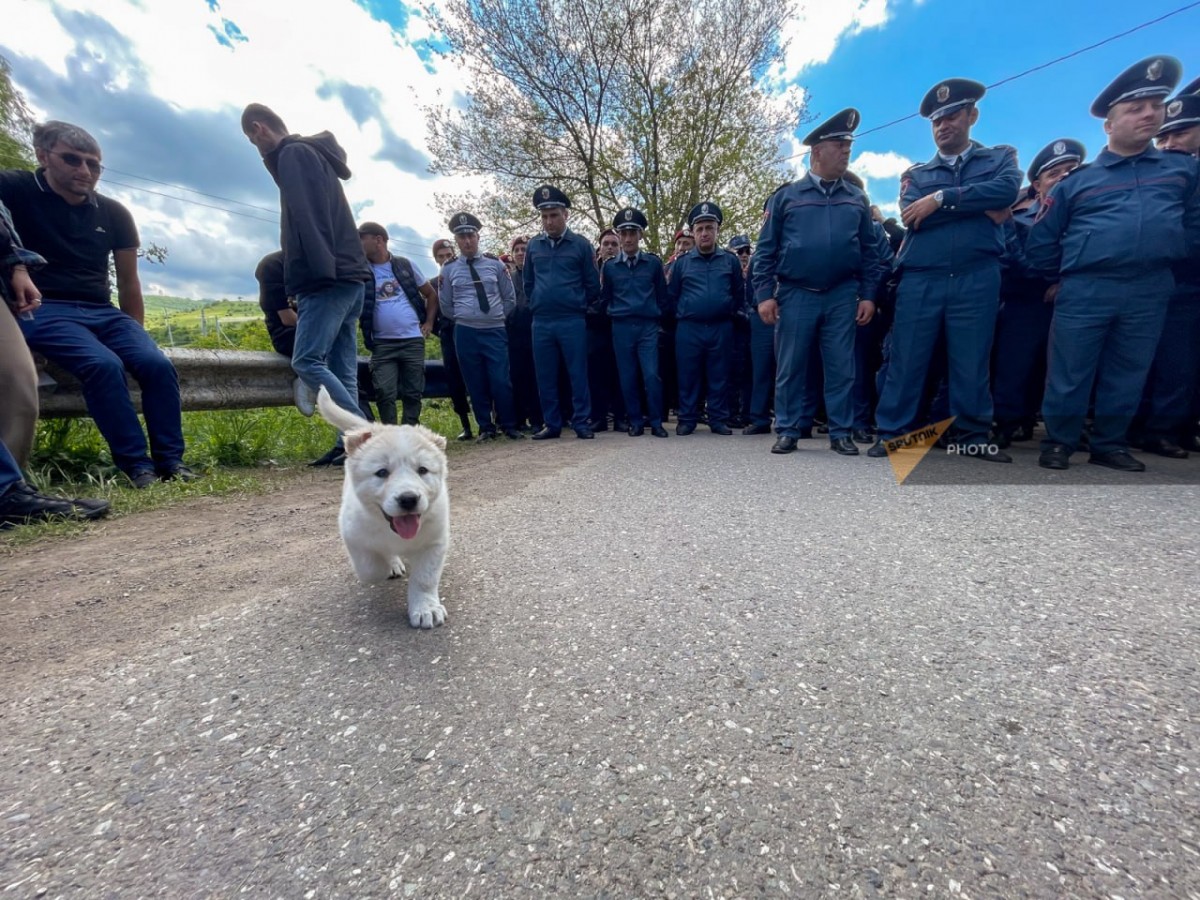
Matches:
[2,53,1198,527]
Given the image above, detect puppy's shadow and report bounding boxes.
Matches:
[355,584,452,643]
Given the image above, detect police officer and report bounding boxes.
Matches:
[600,207,669,437]
[867,79,1021,463]
[726,234,755,429]
[506,235,543,432]
[991,138,1085,448]
[666,202,744,435]
[439,212,523,441]
[523,185,600,440]
[1027,56,1200,471]
[754,108,884,456]
[1136,90,1200,456]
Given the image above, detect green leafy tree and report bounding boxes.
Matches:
[0,56,34,171]
[424,0,806,255]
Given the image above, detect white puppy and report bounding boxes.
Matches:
[316,387,450,628]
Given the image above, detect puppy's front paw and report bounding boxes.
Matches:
[388,558,406,579]
[409,596,447,629]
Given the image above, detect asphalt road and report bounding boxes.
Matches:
[2,433,1199,898]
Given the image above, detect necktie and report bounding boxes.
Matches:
[820,178,835,194]
[466,258,490,313]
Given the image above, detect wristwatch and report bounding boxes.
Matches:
[933,190,945,208]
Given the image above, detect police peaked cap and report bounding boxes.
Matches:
[1090,56,1181,117]
[1028,139,1086,181]
[802,108,860,145]
[613,207,649,231]
[1159,94,1200,136]
[727,234,751,251]
[448,211,482,234]
[687,201,723,227]
[920,78,986,121]
[673,227,693,241]
[1178,76,1200,97]
[532,184,571,209]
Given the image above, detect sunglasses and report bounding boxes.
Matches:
[736,247,752,256]
[51,150,104,175]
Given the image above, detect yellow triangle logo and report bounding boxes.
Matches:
[883,417,956,484]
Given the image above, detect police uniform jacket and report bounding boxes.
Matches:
[999,205,1054,303]
[895,141,1022,273]
[752,176,886,303]
[522,228,602,318]
[600,251,667,320]
[438,254,515,329]
[665,247,745,322]
[1025,146,1200,293]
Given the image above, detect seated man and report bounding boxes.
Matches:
[0,199,108,526]
[0,121,195,489]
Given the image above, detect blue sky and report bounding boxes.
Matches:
[4,0,1197,299]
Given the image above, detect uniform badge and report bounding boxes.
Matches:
[702,203,710,215]
[1168,99,1183,117]
[936,84,950,103]
[1147,59,1163,81]
[624,210,633,221]
[1053,141,1066,156]
[541,188,550,199]
[847,110,858,130]
[459,215,467,225]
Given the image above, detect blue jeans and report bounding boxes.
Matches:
[611,317,663,429]
[454,325,516,432]
[0,439,22,497]
[774,282,858,439]
[20,300,184,476]
[293,281,365,427]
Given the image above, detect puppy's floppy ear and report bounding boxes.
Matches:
[415,424,448,451]
[343,427,374,456]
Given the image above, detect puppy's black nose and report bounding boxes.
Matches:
[397,492,420,511]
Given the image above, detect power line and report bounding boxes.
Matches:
[780,1,1200,162]
[102,167,282,215]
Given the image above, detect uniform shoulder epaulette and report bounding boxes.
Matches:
[764,180,794,208]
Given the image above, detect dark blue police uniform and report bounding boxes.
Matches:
[666,203,744,433]
[754,109,886,450]
[1026,56,1200,467]
[852,219,894,435]
[601,208,669,435]
[1137,94,1200,456]
[522,185,600,438]
[872,80,1021,454]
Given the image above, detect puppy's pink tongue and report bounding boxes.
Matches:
[391,514,421,539]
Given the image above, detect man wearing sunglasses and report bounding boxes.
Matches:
[0,121,194,488]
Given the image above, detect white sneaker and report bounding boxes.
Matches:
[293,378,317,417]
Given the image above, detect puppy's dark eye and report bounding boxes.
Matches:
[374,468,389,479]
[417,466,429,476]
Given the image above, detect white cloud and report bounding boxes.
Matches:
[8,0,484,298]
[773,0,897,82]
[851,150,915,180]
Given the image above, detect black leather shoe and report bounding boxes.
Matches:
[676,423,696,436]
[1012,423,1035,442]
[0,482,76,527]
[710,423,733,435]
[972,445,1012,463]
[129,469,159,488]
[866,441,889,459]
[159,464,201,482]
[851,429,874,444]
[532,427,561,440]
[476,430,498,443]
[798,427,813,439]
[992,426,1014,450]
[613,420,630,432]
[651,425,669,438]
[627,424,644,436]
[308,446,346,468]
[1089,450,1145,472]
[742,422,771,435]
[590,420,609,433]
[575,427,595,439]
[1038,444,1070,470]
[771,436,798,454]
[1141,438,1188,459]
[455,429,474,442]
[830,437,859,456]
[503,428,525,440]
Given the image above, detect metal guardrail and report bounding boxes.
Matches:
[37,348,451,418]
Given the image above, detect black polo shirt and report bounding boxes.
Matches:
[0,169,138,305]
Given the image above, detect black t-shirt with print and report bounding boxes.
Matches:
[0,169,139,305]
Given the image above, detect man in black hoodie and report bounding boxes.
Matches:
[242,104,371,429]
